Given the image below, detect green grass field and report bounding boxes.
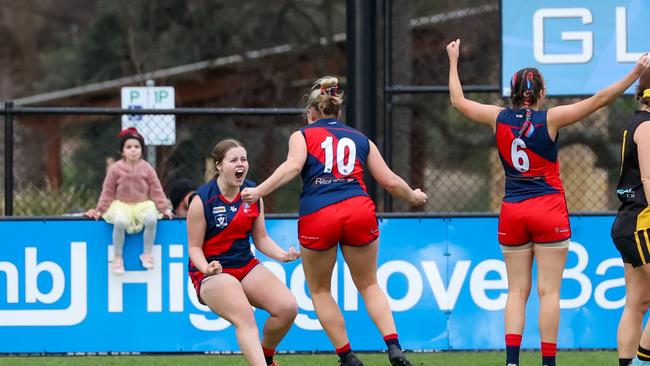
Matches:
[0,351,617,365]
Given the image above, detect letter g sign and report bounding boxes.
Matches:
[533,8,593,64]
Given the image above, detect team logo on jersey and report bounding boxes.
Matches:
[243,203,251,213]
[214,214,228,228]
[616,188,635,198]
[213,206,226,214]
[229,205,238,213]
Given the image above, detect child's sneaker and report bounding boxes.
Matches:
[140,253,154,269]
[112,257,125,275]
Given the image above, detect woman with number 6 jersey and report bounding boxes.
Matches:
[447,38,650,366]
[241,76,427,366]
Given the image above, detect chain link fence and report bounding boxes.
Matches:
[384,0,636,213]
[2,100,634,216]
[385,94,634,213]
[2,110,304,216]
[0,0,640,215]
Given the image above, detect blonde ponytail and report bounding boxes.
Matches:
[304,76,344,117]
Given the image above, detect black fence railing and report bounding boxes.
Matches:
[381,0,627,215]
[0,0,632,217]
[1,104,305,216]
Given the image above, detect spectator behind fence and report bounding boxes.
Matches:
[241,76,427,366]
[86,127,173,275]
[611,70,650,366]
[187,138,299,366]
[447,39,649,366]
[167,178,196,218]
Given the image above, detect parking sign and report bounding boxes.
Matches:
[121,87,176,145]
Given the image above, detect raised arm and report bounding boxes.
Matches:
[250,199,300,262]
[241,131,307,203]
[447,39,502,129]
[366,141,427,206]
[548,53,650,130]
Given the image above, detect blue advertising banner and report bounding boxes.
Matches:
[0,216,624,352]
[501,0,649,96]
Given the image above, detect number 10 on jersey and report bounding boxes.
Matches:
[321,136,357,176]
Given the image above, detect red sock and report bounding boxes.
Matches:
[541,342,556,357]
[541,342,557,366]
[336,343,352,358]
[384,333,401,349]
[505,334,522,347]
[505,334,522,365]
[262,346,275,365]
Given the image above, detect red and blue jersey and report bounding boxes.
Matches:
[188,179,259,273]
[495,108,564,202]
[299,118,370,216]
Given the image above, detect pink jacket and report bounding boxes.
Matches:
[95,159,169,213]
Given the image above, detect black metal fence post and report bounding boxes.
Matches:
[383,0,394,212]
[4,101,14,216]
[347,0,378,202]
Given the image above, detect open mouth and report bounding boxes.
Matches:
[235,168,245,180]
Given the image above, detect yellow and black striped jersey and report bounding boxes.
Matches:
[612,110,650,238]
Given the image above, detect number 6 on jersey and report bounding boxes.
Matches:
[321,136,357,175]
[511,138,529,172]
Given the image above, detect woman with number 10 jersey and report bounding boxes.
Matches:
[241,76,427,366]
[447,38,650,366]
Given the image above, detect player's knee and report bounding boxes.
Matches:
[626,294,650,313]
[309,282,333,294]
[537,286,560,300]
[272,298,298,323]
[641,300,650,314]
[353,274,381,294]
[284,298,298,321]
[508,286,531,299]
[232,309,257,329]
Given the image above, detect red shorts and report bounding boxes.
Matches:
[498,193,571,246]
[298,196,379,251]
[190,258,260,305]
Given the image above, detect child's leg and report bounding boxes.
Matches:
[111,214,130,274]
[142,212,157,255]
[112,215,129,258]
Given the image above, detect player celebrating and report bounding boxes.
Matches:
[187,139,300,366]
[446,38,649,366]
[241,76,427,366]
